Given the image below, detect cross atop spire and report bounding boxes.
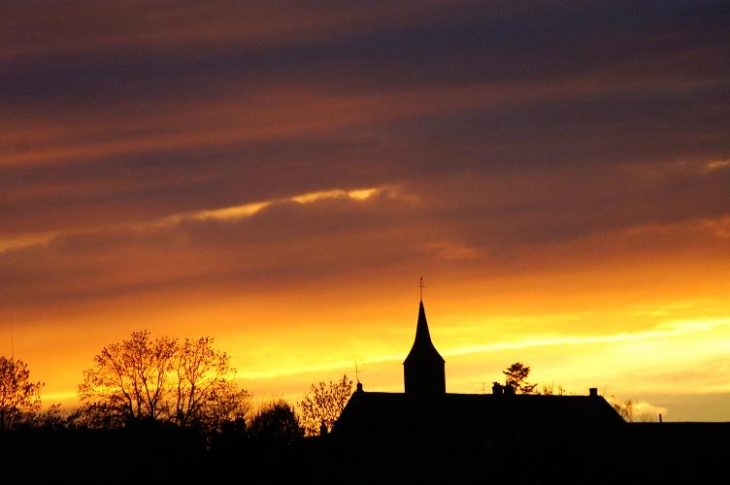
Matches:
[418,276,425,301]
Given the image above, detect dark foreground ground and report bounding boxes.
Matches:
[3,422,728,484]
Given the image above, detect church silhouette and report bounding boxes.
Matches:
[333,298,623,435]
[323,298,630,484]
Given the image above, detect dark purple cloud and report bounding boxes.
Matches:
[1,0,729,322]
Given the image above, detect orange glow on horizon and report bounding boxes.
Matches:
[3,2,728,425]
[26,253,730,422]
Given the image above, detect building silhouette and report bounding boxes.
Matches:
[327,298,627,483]
[319,297,730,484]
[334,298,623,435]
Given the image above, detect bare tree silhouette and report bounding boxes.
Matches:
[78,330,248,433]
[298,374,353,436]
[0,356,43,430]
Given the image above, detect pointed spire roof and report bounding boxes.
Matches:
[404,300,444,365]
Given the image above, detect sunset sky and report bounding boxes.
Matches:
[2,1,729,421]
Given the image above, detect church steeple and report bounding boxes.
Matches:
[403,296,445,397]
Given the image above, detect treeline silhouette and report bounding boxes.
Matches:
[0,330,348,484]
[2,410,325,484]
[2,331,730,484]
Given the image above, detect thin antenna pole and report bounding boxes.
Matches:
[355,357,364,384]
